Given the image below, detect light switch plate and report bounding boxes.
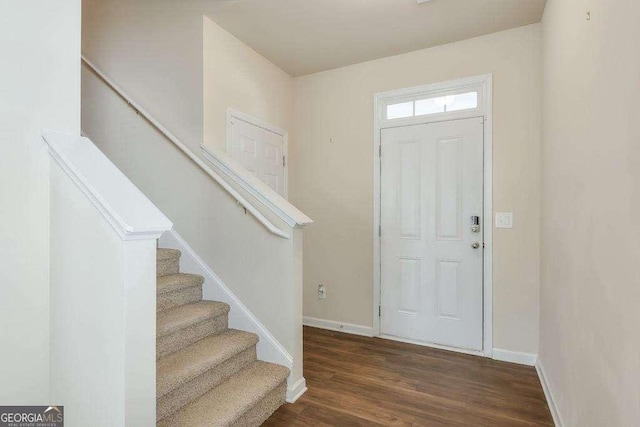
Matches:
[495,212,514,229]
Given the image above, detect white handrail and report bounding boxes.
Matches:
[201,144,312,228]
[82,56,290,239]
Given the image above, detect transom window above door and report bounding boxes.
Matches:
[386,91,478,120]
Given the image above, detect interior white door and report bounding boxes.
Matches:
[229,118,286,197]
[380,117,484,351]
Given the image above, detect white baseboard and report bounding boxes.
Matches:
[160,229,305,400]
[492,348,538,366]
[536,361,563,427]
[285,377,307,403]
[303,316,373,337]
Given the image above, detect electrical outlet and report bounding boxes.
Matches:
[318,284,326,300]
[495,212,514,229]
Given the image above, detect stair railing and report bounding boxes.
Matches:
[81,56,305,239]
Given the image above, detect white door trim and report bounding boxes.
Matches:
[372,74,493,357]
[226,108,289,199]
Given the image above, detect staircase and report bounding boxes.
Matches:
[156,248,289,426]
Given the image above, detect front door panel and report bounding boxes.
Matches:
[380,117,484,351]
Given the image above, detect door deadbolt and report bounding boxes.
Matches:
[471,216,480,233]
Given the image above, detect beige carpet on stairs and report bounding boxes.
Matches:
[155,248,289,426]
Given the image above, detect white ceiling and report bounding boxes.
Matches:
[206,0,547,76]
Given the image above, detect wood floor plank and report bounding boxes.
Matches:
[267,327,553,426]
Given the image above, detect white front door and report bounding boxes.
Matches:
[229,117,286,197]
[380,117,484,351]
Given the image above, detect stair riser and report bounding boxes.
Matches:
[157,287,202,313]
[157,258,180,277]
[157,346,257,421]
[230,380,287,427]
[157,314,228,359]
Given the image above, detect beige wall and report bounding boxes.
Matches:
[83,0,207,152]
[83,0,543,356]
[540,1,640,425]
[203,17,293,150]
[0,0,80,403]
[292,24,542,354]
[83,1,294,155]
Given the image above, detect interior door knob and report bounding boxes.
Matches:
[471,241,480,249]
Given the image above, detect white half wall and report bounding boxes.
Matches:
[0,0,80,403]
[49,161,157,426]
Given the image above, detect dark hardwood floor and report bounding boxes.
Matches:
[264,326,553,426]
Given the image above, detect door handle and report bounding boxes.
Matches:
[471,241,481,249]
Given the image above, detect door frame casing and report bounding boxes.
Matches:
[226,107,289,199]
[372,74,493,357]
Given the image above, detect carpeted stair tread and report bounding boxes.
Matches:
[157,301,230,338]
[157,329,259,398]
[157,273,204,295]
[157,248,181,261]
[156,347,256,420]
[157,361,289,427]
[155,246,288,424]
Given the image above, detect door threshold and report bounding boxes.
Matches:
[378,334,486,358]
